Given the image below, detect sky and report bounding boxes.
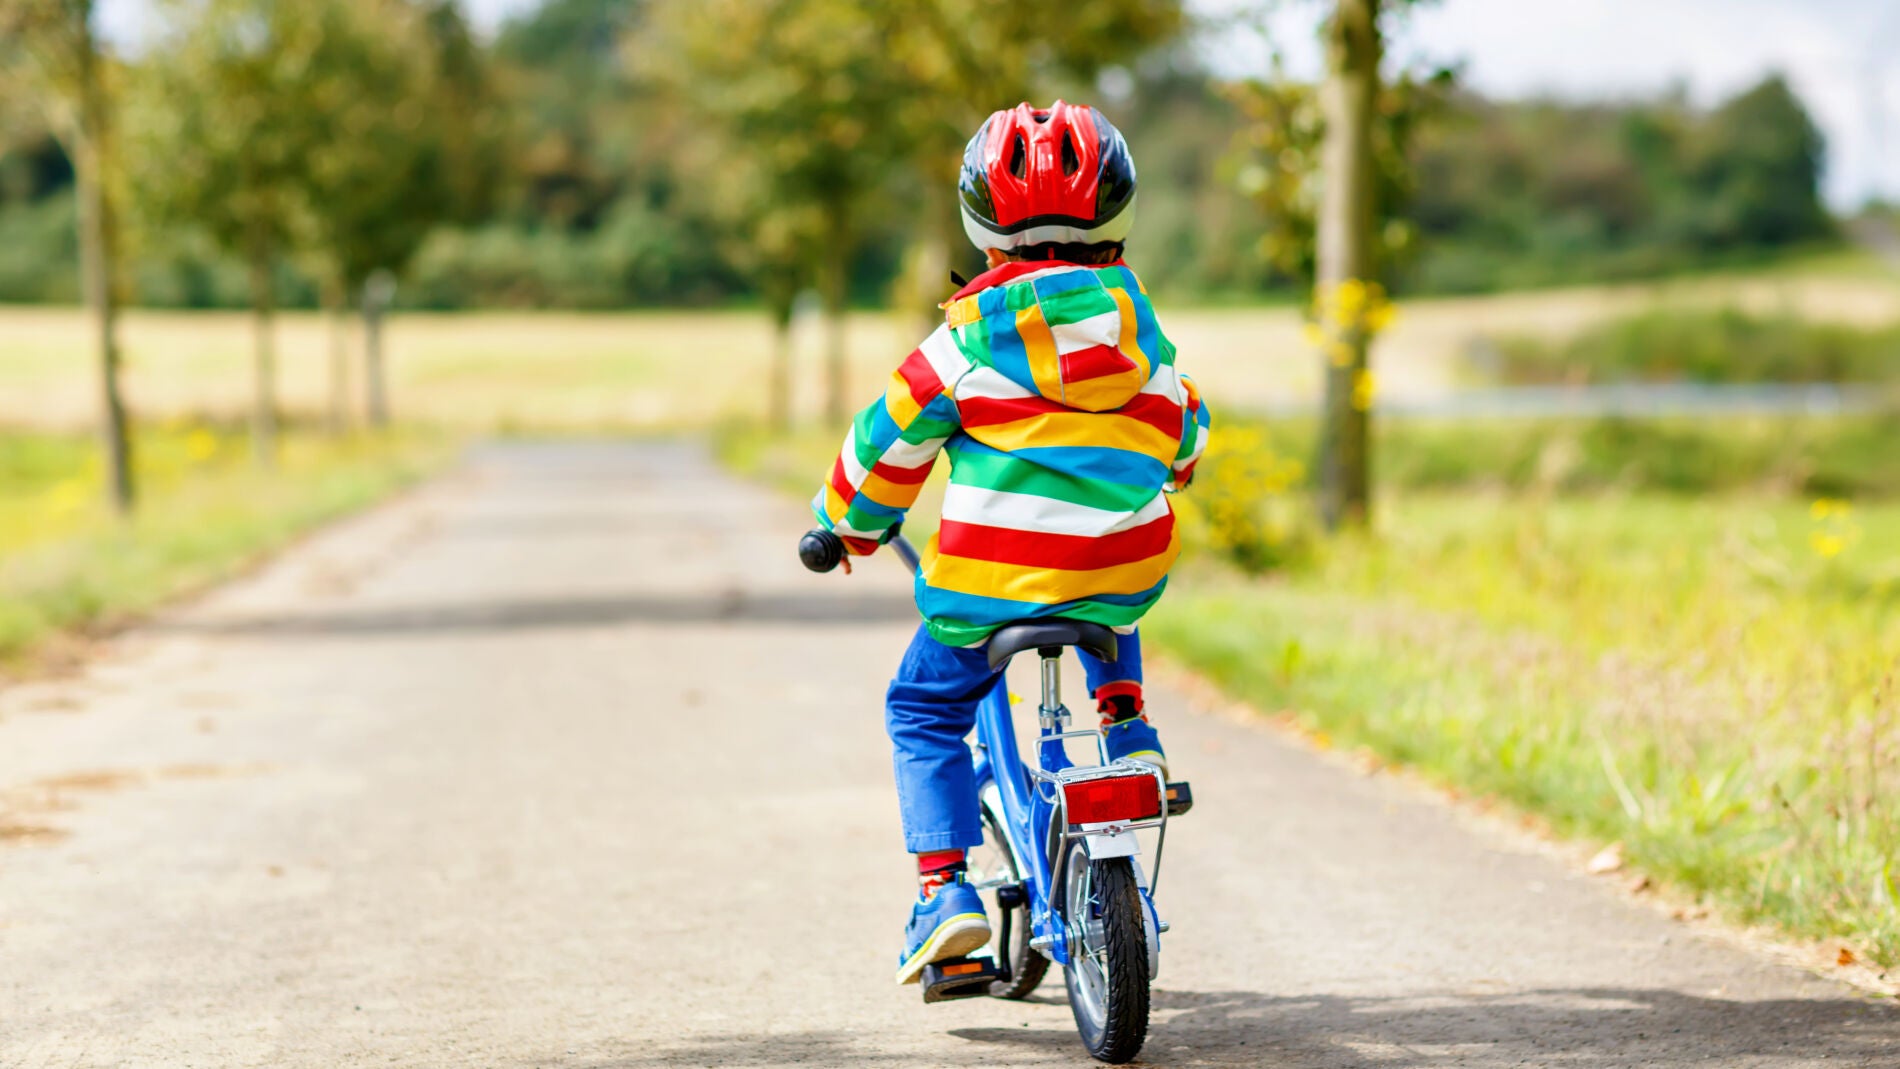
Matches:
[99,0,1900,207]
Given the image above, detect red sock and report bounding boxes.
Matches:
[916,849,966,900]
[1095,681,1145,727]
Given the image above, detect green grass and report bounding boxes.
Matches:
[1485,306,1900,386]
[1376,413,1900,498]
[1148,492,1900,965]
[0,422,449,668]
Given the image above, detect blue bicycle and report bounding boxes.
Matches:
[800,527,1192,1063]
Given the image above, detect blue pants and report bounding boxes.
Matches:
[886,624,1142,853]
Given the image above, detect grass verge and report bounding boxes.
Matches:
[0,421,450,670]
[1147,493,1900,967]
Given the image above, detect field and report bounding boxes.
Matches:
[4,249,1898,433]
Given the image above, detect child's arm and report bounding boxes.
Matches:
[810,330,962,555]
[1168,373,1211,491]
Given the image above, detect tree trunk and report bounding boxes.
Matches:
[72,4,133,513]
[905,180,956,339]
[768,289,794,432]
[362,271,392,427]
[1313,0,1382,531]
[363,301,387,428]
[247,244,278,467]
[817,212,850,425]
[324,280,350,435]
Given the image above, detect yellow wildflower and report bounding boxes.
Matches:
[1351,369,1377,411]
[186,428,219,462]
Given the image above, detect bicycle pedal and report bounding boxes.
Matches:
[920,955,1001,1003]
[1165,780,1194,817]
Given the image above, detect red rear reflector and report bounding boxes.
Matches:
[1063,775,1161,824]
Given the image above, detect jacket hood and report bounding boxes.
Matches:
[951,260,1156,413]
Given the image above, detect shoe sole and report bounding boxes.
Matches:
[1117,750,1170,780]
[894,913,991,986]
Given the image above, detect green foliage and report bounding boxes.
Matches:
[1170,420,1314,573]
[126,0,332,266]
[0,189,78,301]
[1225,42,1452,287]
[301,0,506,298]
[0,2,1854,309]
[1486,307,1900,386]
[1406,77,1836,294]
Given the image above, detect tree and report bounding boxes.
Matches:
[299,0,503,429]
[1690,74,1830,250]
[1230,1,1443,530]
[129,0,339,466]
[882,0,1187,333]
[1312,0,1382,530]
[649,0,1186,420]
[2,0,133,511]
[646,0,917,423]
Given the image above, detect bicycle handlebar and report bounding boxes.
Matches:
[799,527,921,577]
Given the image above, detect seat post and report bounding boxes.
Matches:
[1037,647,1066,729]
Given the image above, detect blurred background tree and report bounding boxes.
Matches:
[298,0,504,429]
[1,0,134,511]
[0,0,1840,319]
[647,0,924,423]
[128,0,342,466]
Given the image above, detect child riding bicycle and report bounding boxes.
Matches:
[808,101,1210,985]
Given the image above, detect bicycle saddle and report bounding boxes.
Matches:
[985,619,1119,671]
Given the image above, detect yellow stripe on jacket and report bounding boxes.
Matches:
[965,409,1180,463]
[1016,305,1067,402]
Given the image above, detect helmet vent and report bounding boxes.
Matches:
[1061,132,1080,176]
[1009,134,1028,180]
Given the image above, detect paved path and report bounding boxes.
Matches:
[2,442,1894,1067]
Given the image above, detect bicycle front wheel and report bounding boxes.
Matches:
[1060,845,1151,1063]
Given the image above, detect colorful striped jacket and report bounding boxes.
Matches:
[812,259,1210,648]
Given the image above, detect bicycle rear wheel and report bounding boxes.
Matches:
[1060,846,1150,1063]
[971,791,1048,999]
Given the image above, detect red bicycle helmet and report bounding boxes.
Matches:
[958,100,1137,253]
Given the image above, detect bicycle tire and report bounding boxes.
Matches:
[1062,853,1150,1063]
[975,798,1049,999]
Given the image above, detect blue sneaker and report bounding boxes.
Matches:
[1103,717,1169,778]
[895,877,991,985]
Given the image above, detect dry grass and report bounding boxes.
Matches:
[5,255,1896,432]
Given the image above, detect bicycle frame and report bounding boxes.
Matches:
[970,643,1169,969]
[873,531,1168,970]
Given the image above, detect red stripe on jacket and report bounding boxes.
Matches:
[1059,344,1137,385]
[896,348,945,409]
[871,459,933,485]
[958,391,1181,439]
[827,456,855,502]
[936,514,1175,571]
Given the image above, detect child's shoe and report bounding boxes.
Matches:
[1103,716,1168,779]
[1097,682,1168,777]
[894,877,991,985]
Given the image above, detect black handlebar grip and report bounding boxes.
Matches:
[799,528,846,573]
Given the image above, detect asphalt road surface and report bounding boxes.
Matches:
[2,441,1894,1067]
